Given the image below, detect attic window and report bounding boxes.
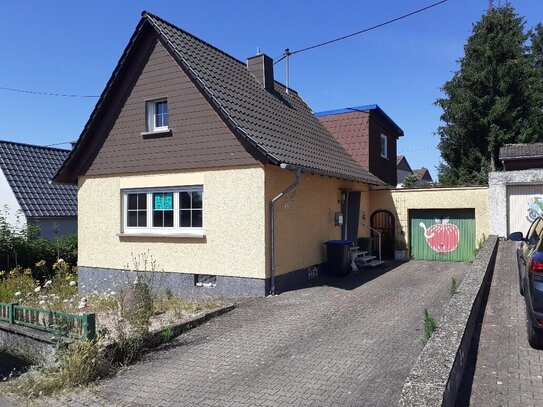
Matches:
[380,134,388,159]
[146,99,169,132]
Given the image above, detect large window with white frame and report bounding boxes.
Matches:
[123,186,203,235]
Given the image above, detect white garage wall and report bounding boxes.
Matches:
[489,170,543,237]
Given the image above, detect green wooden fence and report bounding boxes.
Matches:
[0,302,95,340]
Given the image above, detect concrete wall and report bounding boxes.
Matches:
[489,169,543,237]
[0,321,58,365]
[78,165,266,280]
[369,186,489,246]
[265,165,369,277]
[0,167,26,230]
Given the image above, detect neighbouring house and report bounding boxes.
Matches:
[316,105,404,186]
[396,155,434,188]
[0,140,77,239]
[490,143,543,237]
[53,11,384,297]
[412,167,433,183]
[396,155,413,187]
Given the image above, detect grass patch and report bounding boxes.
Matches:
[423,308,437,343]
[450,277,458,298]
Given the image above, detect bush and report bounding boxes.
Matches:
[0,210,77,279]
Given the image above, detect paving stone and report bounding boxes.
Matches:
[457,241,543,406]
[28,261,468,407]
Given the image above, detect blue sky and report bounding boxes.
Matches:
[0,0,541,180]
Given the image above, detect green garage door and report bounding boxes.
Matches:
[410,209,476,262]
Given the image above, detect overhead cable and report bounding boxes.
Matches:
[274,0,448,64]
[0,86,99,98]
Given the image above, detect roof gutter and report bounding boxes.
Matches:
[270,165,301,295]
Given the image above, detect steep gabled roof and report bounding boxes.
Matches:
[499,143,543,160]
[0,141,77,217]
[413,167,433,182]
[55,11,383,185]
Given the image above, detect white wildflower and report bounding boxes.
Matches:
[69,281,76,286]
[78,297,88,310]
[44,280,52,287]
[63,299,68,303]
[14,292,21,297]
[34,286,41,293]
[39,300,45,305]
[110,291,116,296]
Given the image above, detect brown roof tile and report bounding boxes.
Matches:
[55,12,383,185]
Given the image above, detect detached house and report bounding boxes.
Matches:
[54,12,384,296]
[0,140,77,239]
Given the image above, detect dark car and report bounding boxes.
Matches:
[510,217,543,348]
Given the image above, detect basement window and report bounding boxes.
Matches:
[195,274,216,288]
[146,99,169,132]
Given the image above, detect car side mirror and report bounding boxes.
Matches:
[509,231,524,241]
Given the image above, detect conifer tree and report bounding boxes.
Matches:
[436,3,543,185]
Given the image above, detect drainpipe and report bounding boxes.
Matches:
[270,165,301,295]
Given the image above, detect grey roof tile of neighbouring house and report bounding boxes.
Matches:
[55,11,384,185]
[499,143,543,160]
[0,140,77,217]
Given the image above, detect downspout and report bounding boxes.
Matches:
[270,166,301,296]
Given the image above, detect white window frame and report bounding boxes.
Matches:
[122,186,203,237]
[146,99,169,133]
[380,134,388,159]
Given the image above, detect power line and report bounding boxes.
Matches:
[0,86,99,98]
[45,141,77,147]
[274,0,448,64]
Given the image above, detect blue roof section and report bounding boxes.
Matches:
[0,140,77,218]
[315,104,404,137]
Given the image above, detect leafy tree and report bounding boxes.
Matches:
[402,174,420,188]
[436,3,543,185]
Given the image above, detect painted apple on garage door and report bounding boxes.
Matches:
[419,218,460,254]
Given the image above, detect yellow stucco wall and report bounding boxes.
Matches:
[78,166,266,279]
[369,187,489,246]
[265,166,370,276]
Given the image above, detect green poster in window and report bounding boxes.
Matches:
[154,195,163,210]
[163,194,173,210]
[154,193,173,210]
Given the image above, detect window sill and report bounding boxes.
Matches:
[117,232,205,239]
[140,129,172,139]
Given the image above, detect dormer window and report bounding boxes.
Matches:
[146,99,169,132]
[380,134,388,159]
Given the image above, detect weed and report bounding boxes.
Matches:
[423,308,437,343]
[450,277,458,298]
[158,327,174,343]
[4,335,111,398]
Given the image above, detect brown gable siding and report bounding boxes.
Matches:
[85,36,257,177]
[368,113,397,185]
[318,111,370,171]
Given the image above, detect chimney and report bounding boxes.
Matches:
[247,52,274,93]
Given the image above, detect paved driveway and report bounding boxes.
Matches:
[39,261,468,407]
[458,241,543,406]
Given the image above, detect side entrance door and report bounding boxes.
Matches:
[342,191,361,243]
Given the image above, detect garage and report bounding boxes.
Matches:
[409,208,476,262]
[506,184,543,236]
